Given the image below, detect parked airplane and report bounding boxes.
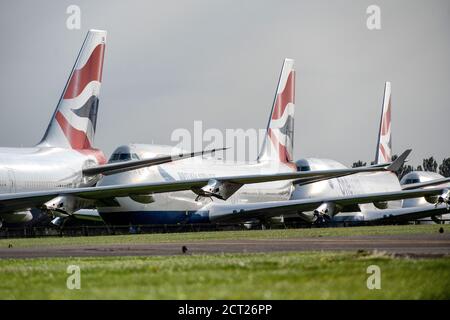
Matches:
[1,58,424,226]
[1,58,447,227]
[0,29,223,227]
[12,59,443,227]
[289,81,450,224]
[368,81,449,223]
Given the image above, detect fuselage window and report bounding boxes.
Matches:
[404,178,420,185]
[109,153,136,162]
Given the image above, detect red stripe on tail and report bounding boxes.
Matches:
[64,44,105,99]
[381,99,391,135]
[271,71,295,120]
[268,128,293,163]
[379,144,388,162]
[55,111,92,149]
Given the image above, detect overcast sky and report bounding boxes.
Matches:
[0,0,449,166]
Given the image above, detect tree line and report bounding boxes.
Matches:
[352,157,450,179]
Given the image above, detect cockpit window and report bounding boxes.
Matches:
[109,153,140,163]
[298,165,311,172]
[404,178,420,185]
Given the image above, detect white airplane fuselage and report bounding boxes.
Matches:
[0,147,104,223]
[0,29,107,225]
[96,144,295,225]
[96,58,299,225]
[290,158,403,222]
[400,171,450,223]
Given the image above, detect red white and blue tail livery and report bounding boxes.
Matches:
[39,30,106,151]
[375,81,392,164]
[0,30,219,227]
[258,58,295,164]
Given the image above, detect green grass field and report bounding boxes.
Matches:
[1,224,449,299]
[1,251,449,299]
[0,224,448,248]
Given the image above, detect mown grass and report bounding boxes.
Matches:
[0,251,449,299]
[0,224,448,249]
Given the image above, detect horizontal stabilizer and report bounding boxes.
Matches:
[386,149,411,172]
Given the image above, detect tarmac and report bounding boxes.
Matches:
[0,233,449,258]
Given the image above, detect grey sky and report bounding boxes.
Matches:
[0,0,449,166]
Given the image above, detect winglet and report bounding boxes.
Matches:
[387,149,411,172]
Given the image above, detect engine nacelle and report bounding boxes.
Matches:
[314,202,336,217]
[373,201,388,210]
[311,202,339,224]
[42,196,96,217]
[425,189,450,205]
[1,210,33,224]
[425,195,439,204]
[193,179,242,200]
[242,216,284,229]
[437,189,450,206]
[243,219,260,229]
[130,194,154,204]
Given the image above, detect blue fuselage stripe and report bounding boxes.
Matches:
[99,210,210,225]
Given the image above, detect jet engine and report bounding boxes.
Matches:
[243,216,285,229]
[425,195,440,204]
[312,202,337,223]
[193,179,242,201]
[437,189,450,206]
[373,201,388,210]
[42,195,96,217]
[424,189,450,206]
[0,210,33,224]
[130,194,154,204]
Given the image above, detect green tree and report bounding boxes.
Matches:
[389,154,415,179]
[422,157,438,172]
[399,165,415,180]
[352,160,366,168]
[439,158,450,177]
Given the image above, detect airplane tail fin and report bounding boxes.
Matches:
[257,58,295,164]
[375,81,392,164]
[38,29,106,150]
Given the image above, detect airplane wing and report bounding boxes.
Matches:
[0,149,412,215]
[401,177,450,190]
[293,149,410,186]
[362,205,450,222]
[82,148,227,176]
[204,187,450,223]
[0,153,408,215]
